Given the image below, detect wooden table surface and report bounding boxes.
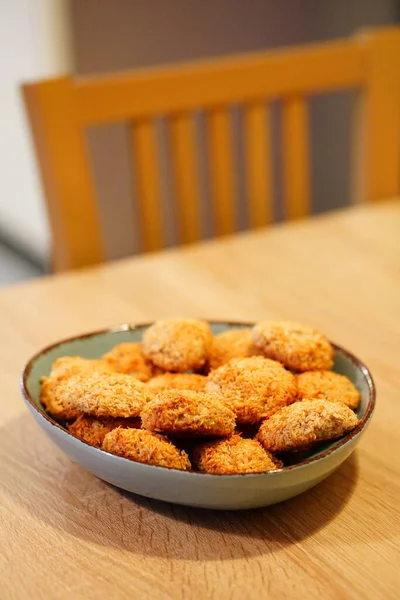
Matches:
[1,201,399,600]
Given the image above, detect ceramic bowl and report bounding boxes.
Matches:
[21,322,375,510]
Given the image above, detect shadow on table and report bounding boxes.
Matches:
[0,413,370,561]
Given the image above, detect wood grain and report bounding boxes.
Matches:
[1,201,400,599]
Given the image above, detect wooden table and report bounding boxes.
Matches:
[1,201,399,600]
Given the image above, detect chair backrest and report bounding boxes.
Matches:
[23,27,400,272]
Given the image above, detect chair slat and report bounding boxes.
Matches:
[169,114,202,243]
[362,28,400,202]
[22,78,104,271]
[282,97,310,219]
[244,103,273,227]
[131,119,164,252]
[206,108,236,236]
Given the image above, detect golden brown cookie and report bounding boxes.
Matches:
[147,373,207,393]
[103,342,154,381]
[40,356,114,420]
[68,415,141,447]
[296,370,360,409]
[208,328,260,370]
[141,390,236,437]
[47,356,115,379]
[102,428,191,471]
[55,372,151,419]
[40,377,80,421]
[142,318,212,372]
[193,435,282,474]
[206,356,297,424]
[256,399,359,453]
[252,321,334,371]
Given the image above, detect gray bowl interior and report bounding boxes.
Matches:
[25,322,372,464]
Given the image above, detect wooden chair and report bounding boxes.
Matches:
[22,26,400,272]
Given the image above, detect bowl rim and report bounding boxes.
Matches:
[20,320,376,478]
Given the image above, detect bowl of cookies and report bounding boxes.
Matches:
[21,319,375,510]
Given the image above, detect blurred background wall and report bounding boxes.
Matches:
[1,0,399,280]
[0,0,72,268]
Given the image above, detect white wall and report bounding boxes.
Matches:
[0,0,71,264]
